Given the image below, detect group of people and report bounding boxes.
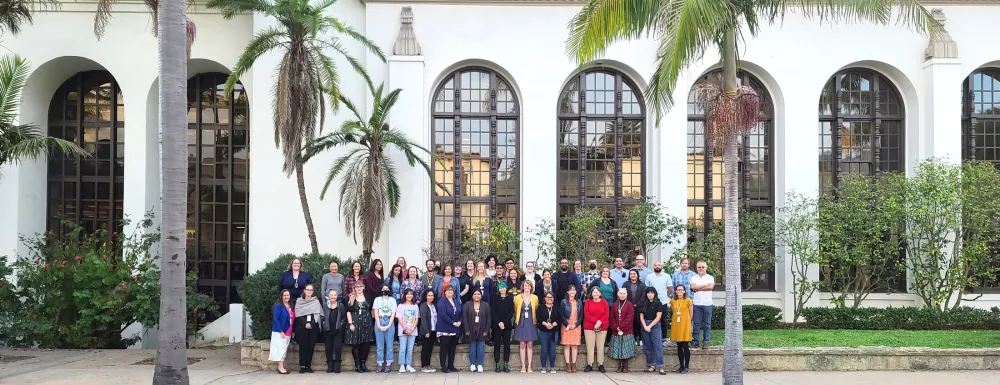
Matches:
[270,253,716,376]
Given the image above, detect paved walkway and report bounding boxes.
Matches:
[2,346,999,385]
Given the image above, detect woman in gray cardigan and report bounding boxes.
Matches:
[417,289,438,372]
[462,289,492,372]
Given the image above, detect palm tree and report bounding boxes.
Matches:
[152,0,189,383]
[0,55,87,180]
[208,0,385,255]
[566,1,939,383]
[93,0,197,58]
[303,83,437,265]
[0,0,58,36]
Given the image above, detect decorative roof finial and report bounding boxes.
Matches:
[925,8,957,60]
[392,7,421,56]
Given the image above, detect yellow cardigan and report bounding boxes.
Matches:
[512,293,539,325]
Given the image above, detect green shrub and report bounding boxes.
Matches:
[800,306,1000,330]
[0,214,218,348]
[662,304,782,331]
[239,253,350,340]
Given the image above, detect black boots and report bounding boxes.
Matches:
[333,360,341,373]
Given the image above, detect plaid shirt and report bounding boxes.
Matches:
[581,271,600,288]
[672,270,696,294]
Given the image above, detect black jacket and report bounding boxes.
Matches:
[535,303,561,332]
[490,294,515,329]
[587,278,619,301]
[320,299,347,333]
[418,301,437,336]
[622,280,646,304]
[462,301,492,341]
[534,279,559,300]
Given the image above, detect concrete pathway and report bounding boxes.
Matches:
[2,346,999,385]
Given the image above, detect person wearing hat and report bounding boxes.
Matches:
[489,280,515,372]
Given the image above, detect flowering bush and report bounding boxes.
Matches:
[0,213,218,348]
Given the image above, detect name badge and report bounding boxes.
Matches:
[475,316,480,323]
[524,311,529,319]
[307,315,312,322]
[677,316,681,322]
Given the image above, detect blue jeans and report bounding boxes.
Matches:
[398,334,416,366]
[538,330,557,368]
[641,323,664,367]
[692,305,712,346]
[376,322,396,363]
[468,340,485,366]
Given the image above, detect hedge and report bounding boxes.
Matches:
[800,306,1000,330]
[662,304,782,330]
[239,253,351,340]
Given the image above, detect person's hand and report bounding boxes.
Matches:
[595,320,602,328]
[498,322,505,330]
[482,332,487,337]
[305,323,312,329]
[350,324,356,332]
[453,321,461,327]
[425,333,431,338]
[465,332,470,336]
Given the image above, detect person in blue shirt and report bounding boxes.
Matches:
[436,285,463,372]
[610,257,629,288]
[631,251,652,283]
[672,258,696,295]
[277,258,313,305]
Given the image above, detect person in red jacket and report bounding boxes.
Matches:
[608,288,636,372]
[582,286,609,373]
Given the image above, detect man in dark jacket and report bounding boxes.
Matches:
[553,258,582,303]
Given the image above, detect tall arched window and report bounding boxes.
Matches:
[818,68,904,190]
[686,70,774,290]
[186,73,250,313]
[818,68,906,292]
[46,71,125,235]
[962,69,1000,164]
[557,68,644,259]
[961,68,1000,291]
[431,67,519,258]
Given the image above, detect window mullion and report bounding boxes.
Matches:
[489,73,498,221]
[577,74,587,206]
[451,72,462,257]
[833,78,843,194]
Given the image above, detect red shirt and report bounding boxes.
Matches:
[583,298,609,330]
[609,300,634,335]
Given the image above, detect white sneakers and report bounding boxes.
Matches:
[407,365,416,373]
[421,366,436,373]
[471,365,477,372]
[540,368,548,374]
[477,365,484,373]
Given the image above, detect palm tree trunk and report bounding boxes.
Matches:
[153,0,189,383]
[296,160,319,254]
[720,28,744,385]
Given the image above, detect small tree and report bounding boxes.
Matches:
[525,219,558,269]
[461,218,521,265]
[818,173,907,308]
[671,204,775,290]
[618,198,685,262]
[557,207,609,266]
[775,191,820,322]
[904,159,1000,310]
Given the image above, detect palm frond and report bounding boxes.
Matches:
[565,0,662,64]
[314,39,374,96]
[0,0,58,36]
[1,125,89,167]
[227,26,288,99]
[0,54,30,123]
[303,127,362,162]
[647,0,731,122]
[308,45,341,113]
[320,147,365,198]
[336,92,367,126]
[273,42,320,174]
[761,0,942,37]
[380,150,401,217]
[92,0,118,38]
[325,16,387,63]
[206,0,274,19]
[369,88,401,134]
[338,153,367,242]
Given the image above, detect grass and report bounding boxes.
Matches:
[706,330,1000,348]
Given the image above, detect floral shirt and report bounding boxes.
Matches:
[400,279,425,304]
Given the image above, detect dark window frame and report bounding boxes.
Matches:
[430,67,520,258]
[686,70,776,292]
[186,72,251,314]
[46,71,125,236]
[556,68,646,259]
[961,68,1000,293]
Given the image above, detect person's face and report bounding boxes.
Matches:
[508,269,518,280]
[634,255,645,268]
[676,286,686,297]
[434,261,441,268]
[375,260,383,271]
[355,284,365,294]
[282,291,290,303]
[545,295,554,304]
[499,286,507,295]
[522,281,531,293]
[329,290,338,302]
[591,289,601,299]
[454,266,462,276]
[408,267,418,278]
[405,291,414,303]
[647,291,655,301]
[381,285,390,296]
[681,259,690,271]
[697,262,708,274]
[466,260,475,271]
[445,288,454,299]
[330,262,338,274]
[444,265,453,276]
[574,261,582,271]
[425,291,435,303]
[543,271,551,281]
[589,260,597,270]
[353,262,361,274]
[526,262,534,272]
[653,262,663,273]
[601,267,610,278]
[291,260,301,271]
[473,291,482,302]
[397,257,406,266]
[615,258,623,268]
[505,260,515,270]
[477,263,485,274]
[487,259,496,268]
[393,266,401,276]
[496,267,505,277]
[303,285,314,298]
[567,287,576,299]
[629,270,638,282]
[617,290,627,301]
[559,259,569,270]
[426,260,435,271]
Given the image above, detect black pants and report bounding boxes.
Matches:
[352,343,371,366]
[294,324,320,368]
[676,342,691,369]
[324,330,344,367]
[438,335,458,369]
[420,332,437,368]
[492,326,512,363]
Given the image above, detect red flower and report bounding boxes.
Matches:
[60,261,67,268]
[34,259,40,265]
[132,275,138,280]
[193,307,199,314]
[75,256,82,261]
[47,231,53,235]
[45,263,50,269]
[148,258,154,263]
[110,263,115,268]
[102,255,107,260]
[113,232,118,236]
[89,233,94,237]
[204,295,209,299]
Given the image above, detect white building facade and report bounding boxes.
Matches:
[2,0,1000,321]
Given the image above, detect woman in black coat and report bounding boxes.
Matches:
[417,289,438,372]
[321,288,347,372]
[622,269,646,345]
[490,281,515,372]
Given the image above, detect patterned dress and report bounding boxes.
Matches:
[561,300,581,346]
[344,297,375,345]
[514,297,538,341]
[608,301,637,359]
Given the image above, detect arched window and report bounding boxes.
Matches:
[431,68,519,258]
[186,73,250,313]
[686,70,774,290]
[818,68,906,293]
[962,69,1000,164]
[557,68,644,258]
[46,71,125,235]
[818,68,904,190]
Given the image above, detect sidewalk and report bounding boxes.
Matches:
[2,345,999,385]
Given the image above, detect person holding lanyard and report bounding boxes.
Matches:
[536,292,561,373]
[436,285,462,373]
[462,289,491,372]
[417,289,438,373]
[490,281,514,372]
[512,280,538,372]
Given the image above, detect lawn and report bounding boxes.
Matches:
[707,330,1000,348]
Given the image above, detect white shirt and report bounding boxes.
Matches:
[690,274,715,306]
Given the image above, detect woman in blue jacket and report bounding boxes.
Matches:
[270,290,294,374]
[277,258,313,305]
[436,285,462,373]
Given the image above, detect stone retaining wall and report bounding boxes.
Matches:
[240,339,1000,371]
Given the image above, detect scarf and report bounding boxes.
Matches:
[295,296,322,319]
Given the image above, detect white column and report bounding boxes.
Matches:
[385,55,428,266]
[922,58,963,164]
[656,73,690,264]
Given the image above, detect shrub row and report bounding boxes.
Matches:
[800,306,1000,330]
